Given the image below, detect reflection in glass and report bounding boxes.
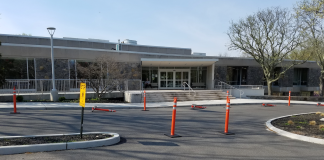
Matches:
[167,72,173,80]
[161,81,166,87]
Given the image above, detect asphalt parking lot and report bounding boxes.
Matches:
[0,104,324,160]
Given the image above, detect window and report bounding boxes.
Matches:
[293,68,308,85]
[226,66,248,85]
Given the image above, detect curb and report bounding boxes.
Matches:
[0,102,319,111]
[0,132,120,155]
[265,112,324,145]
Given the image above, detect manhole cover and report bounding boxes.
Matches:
[138,141,179,146]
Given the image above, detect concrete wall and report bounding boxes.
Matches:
[308,68,321,87]
[279,68,294,87]
[124,91,142,103]
[222,88,264,98]
[247,67,264,85]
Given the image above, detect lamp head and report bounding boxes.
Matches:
[47,27,56,36]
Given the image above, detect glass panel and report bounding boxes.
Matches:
[191,68,197,85]
[142,68,150,82]
[161,81,166,87]
[293,68,300,85]
[160,72,166,88]
[175,72,182,87]
[167,81,174,87]
[160,72,166,80]
[175,72,181,79]
[183,72,189,83]
[301,68,308,85]
[151,69,158,83]
[241,67,247,85]
[167,72,173,80]
[167,72,173,87]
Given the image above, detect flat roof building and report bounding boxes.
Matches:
[0,34,321,96]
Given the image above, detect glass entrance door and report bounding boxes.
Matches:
[159,69,190,89]
[167,72,174,88]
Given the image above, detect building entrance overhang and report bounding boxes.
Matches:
[141,58,218,67]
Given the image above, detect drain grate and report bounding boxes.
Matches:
[138,141,179,146]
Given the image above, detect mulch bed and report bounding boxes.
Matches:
[0,134,112,146]
[271,113,324,139]
[28,98,125,103]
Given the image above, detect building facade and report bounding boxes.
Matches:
[0,34,321,96]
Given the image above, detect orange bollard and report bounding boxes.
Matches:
[165,97,181,138]
[91,106,116,112]
[262,103,276,107]
[219,93,234,135]
[288,91,291,106]
[226,90,229,102]
[10,86,20,114]
[142,90,149,111]
[317,103,324,106]
[191,104,206,109]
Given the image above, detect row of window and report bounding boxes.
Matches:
[226,66,309,86]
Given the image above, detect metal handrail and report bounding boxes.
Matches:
[214,79,243,97]
[182,82,196,96]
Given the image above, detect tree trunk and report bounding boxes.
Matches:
[267,82,272,96]
[96,91,100,100]
[320,73,324,96]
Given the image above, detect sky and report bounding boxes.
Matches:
[0,0,300,57]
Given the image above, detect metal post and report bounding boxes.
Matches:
[26,58,29,89]
[47,27,58,101]
[50,35,56,90]
[34,58,37,91]
[80,107,84,139]
[68,59,70,90]
[75,60,77,88]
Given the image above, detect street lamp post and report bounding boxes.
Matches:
[47,27,58,101]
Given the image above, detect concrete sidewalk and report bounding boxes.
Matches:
[0,99,320,110]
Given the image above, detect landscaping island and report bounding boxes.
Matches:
[271,113,324,139]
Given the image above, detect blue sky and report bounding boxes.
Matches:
[0,0,299,57]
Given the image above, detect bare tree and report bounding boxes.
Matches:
[295,0,324,96]
[77,56,140,100]
[227,7,309,95]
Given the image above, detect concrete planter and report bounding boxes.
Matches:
[0,132,120,155]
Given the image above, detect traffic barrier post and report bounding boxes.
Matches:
[262,103,276,107]
[191,104,206,109]
[142,90,149,111]
[10,86,20,114]
[91,106,116,112]
[317,103,324,106]
[165,97,181,138]
[288,91,291,106]
[219,91,234,135]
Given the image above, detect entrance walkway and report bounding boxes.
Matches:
[0,99,319,110]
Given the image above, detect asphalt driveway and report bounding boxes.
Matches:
[0,104,323,160]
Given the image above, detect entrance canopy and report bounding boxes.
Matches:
[141,58,218,67]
